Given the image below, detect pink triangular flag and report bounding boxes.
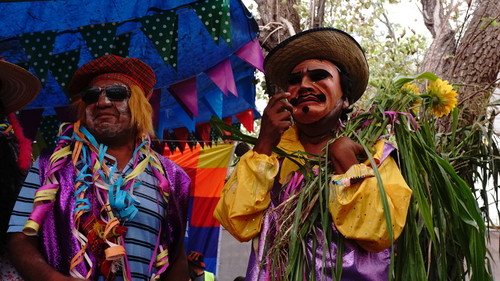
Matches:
[235,39,264,72]
[168,77,198,117]
[206,59,238,97]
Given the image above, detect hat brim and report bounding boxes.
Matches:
[264,27,369,103]
[0,61,41,114]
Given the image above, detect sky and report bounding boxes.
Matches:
[385,1,430,37]
[242,0,431,37]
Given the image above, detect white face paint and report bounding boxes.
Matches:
[84,79,134,143]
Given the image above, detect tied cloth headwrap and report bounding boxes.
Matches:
[24,121,171,280]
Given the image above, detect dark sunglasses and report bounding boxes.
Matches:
[81,85,131,104]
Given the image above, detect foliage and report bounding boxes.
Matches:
[341,73,492,280]
[314,1,429,94]
[211,73,493,280]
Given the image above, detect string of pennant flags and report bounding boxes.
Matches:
[0,0,262,152]
[15,0,232,83]
[1,0,260,273]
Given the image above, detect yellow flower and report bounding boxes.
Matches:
[402,83,421,112]
[402,83,421,95]
[426,79,458,117]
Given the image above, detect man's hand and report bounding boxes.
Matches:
[328,136,366,174]
[162,242,189,281]
[7,233,89,281]
[253,92,294,156]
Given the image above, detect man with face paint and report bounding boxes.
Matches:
[7,55,191,281]
[214,28,412,280]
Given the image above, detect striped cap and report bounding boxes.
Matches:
[67,55,156,101]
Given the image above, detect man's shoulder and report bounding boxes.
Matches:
[155,152,180,168]
[154,152,190,182]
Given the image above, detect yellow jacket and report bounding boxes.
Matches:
[214,126,412,252]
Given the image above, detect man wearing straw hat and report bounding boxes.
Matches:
[7,55,191,281]
[0,59,40,280]
[214,28,412,280]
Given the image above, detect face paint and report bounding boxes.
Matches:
[83,78,134,143]
[290,94,326,106]
[286,59,345,124]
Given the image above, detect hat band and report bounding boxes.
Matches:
[89,73,146,95]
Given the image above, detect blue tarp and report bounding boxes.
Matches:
[0,0,260,136]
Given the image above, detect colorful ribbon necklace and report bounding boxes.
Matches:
[24,121,170,280]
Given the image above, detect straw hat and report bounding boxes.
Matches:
[0,60,41,114]
[264,27,369,103]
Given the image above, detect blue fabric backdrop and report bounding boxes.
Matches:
[0,0,260,139]
[0,0,261,276]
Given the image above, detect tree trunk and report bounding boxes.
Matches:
[448,0,500,125]
[312,0,327,28]
[420,0,500,131]
[254,0,302,53]
[420,0,456,78]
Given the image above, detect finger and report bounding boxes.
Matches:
[270,93,293,109]
[279,120,294,134]
[269,92,289,105]
[265,100,293,121]
[279,98,294,113]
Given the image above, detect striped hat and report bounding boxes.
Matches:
[67,55,156,101]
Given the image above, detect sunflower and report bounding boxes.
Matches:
[426,79,458,117]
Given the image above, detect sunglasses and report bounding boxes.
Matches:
[81,85,131,104]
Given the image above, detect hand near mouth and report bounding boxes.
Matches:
[254,92,294,156]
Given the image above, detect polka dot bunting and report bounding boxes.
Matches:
[140,10,178,69]
[192,0,231,45]
[165,130,178,152]
[78,22,118,59]
[18,30,57,85]
[210,127,219,143]
[111,32,132,58]
[187,131,198,150]
[50,48,81,93]
[40,115,61,148]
